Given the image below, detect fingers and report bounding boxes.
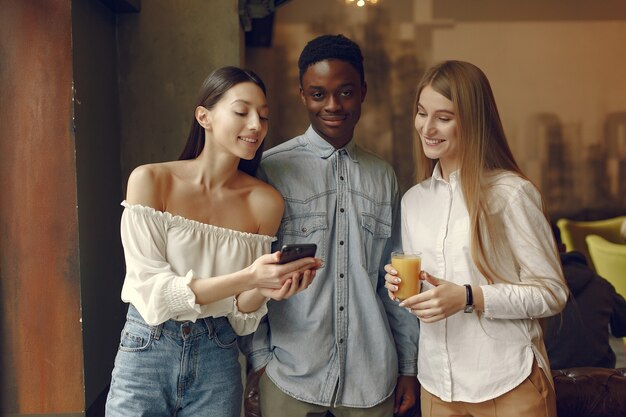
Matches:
[384,279,399,292]
[384,280,399,301]
[393,391,402,414]
[273,278,293,300]
[404,303,446,322]
[272,269,316,301]
[396,399,412,415]
[398,293,420,307]
[280,275,299,299]
[277,257,321,278]
[384,269,401,295]
[422,271,443,286]
[258,251,282,264]
[412,308,446,322]
[384,263,397,275]
[418,314,446,323]
[292,269,315,293]
[298,269,315,290]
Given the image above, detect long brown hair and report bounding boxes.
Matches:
[179,66,267,176]
[414,61,536,284]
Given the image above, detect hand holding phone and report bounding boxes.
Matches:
[278,244,317,264]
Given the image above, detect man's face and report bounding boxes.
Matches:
[300,59,367,149]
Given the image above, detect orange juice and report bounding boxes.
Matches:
[391,251,422,301]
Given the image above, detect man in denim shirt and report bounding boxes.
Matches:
[240,34,419,416]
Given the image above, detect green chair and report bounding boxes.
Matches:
[586,234,626,354]
[556,216,626,270]
[586,234,626,298]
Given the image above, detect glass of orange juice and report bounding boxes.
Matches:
[391,251,422,301]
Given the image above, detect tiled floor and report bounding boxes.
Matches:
[610,336,626,368]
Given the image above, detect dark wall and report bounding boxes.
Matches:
[1,0,242,414]
[72,0,126,411]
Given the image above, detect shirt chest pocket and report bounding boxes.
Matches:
[361,213,392,275]
[279,213,327,265]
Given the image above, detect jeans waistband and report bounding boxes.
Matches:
[126,304,229,340]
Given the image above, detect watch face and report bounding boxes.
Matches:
[464,305,475,313]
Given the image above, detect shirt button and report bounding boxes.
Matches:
[339,338,344,344]
[340,240,344,245]
[339,273,344,278]
[340,176,344,180]
[340,208,345,213]
[339,306,344,311]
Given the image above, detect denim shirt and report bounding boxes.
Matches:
[240,126,419,408]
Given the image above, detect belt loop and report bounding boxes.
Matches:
[151,323,162,340]
[202,317,215,338]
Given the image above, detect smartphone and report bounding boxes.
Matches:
[278,243,317,264]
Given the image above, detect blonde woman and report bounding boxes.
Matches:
[384,61,568,417]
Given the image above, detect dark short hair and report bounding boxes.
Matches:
[298,34,365,85]
[178,66,266,176]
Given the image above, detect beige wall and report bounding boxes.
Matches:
[247,0,626,216]
[424,16,626,214]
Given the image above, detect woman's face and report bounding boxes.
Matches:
[415,85,460,179]
[206,82,269,161]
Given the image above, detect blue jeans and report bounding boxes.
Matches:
[106,305,242,417]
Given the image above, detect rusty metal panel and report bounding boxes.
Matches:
[0,0,85,414]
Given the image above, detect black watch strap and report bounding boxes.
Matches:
[464,284,474,313]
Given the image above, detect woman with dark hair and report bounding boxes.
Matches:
[385,61,568,417]
[105,66,321,417]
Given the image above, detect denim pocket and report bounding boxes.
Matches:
[279,212,327,263]
[212,319,237,349]
[362,213,392,238]
[118,319,154,352]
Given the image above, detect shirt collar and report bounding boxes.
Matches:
[303,125,359,162]
[429,162,459,189]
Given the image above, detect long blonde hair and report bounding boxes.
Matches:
[414,61,537,284]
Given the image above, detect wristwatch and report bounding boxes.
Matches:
[463,284,474,313]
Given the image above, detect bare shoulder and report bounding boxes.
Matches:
[126,161,177,209]
[245,175,285,236]
[248,176,284,213]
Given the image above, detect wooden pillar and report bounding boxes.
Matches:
[0,0,85,414]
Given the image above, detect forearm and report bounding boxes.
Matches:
[481,280,568,319]
[236,288,268,313]
[188,268,253,305]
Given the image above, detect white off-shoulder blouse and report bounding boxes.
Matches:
[119,201,276,335]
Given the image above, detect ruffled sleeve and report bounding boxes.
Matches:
[227,297,269,336]
[119,202,201,325]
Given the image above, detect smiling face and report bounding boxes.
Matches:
[300,59,366,149]
[415,85,460,180]
[200,81,269,161]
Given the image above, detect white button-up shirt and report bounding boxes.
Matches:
[401,164,567,402]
